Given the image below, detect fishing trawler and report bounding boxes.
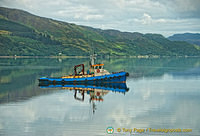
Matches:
[38,54,129,84]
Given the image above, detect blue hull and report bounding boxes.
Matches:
[39,72,128,84]
[39,83,129,93]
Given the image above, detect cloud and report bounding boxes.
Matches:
[134,13,181,25]
[56,5,103,21]
[74,13,104,21]
[142,13,153,25]
[0,0,200,36]
[154,0,200,18]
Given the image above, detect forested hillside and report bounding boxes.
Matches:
[0,7,200,56]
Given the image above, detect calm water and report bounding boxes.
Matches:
[0,57,200,136]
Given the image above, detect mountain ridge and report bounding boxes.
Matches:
[0,7,200,56]
[168,33,200,46]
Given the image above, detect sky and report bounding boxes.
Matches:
[0,0,200,37]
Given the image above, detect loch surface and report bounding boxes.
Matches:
[0,57,200,136]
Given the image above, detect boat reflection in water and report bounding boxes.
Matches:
[39,83,129,113]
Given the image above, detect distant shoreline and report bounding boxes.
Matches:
[0,55,200,59]
[0,56,89,59]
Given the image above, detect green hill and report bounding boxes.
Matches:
[168,33,200,46]
[0,7,200,56]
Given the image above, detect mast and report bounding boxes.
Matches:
[90,52,97,66]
